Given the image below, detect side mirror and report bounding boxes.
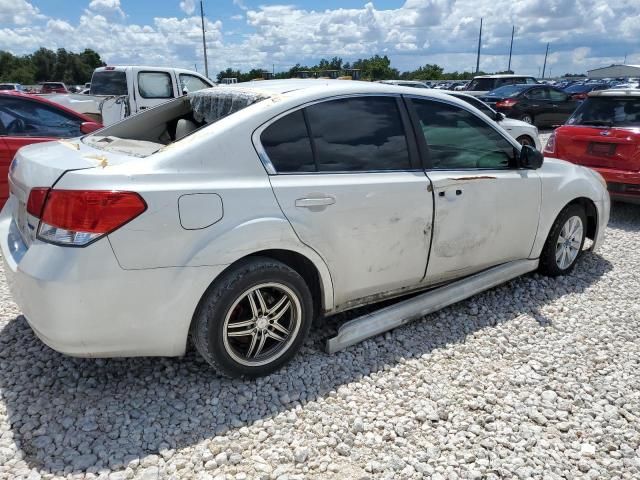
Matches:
[80,121,103,134]
[519,145,544,169]
[495,112,506,122]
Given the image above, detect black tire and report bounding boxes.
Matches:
[539,204,587,277]
[520,114,534,125]
[191,257,313,378]
[516,135,535,147]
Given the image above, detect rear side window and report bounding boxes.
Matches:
[138,72,174,99]
[179,74,211,94]
[261,110,315,173]
[548,88,568,102]
[412,99,515,170]
[305,97,411,172]
[91,71,128,96]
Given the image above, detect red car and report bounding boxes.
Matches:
[40,82,69,94]
[544,89,640,204]
[0,92,102,207]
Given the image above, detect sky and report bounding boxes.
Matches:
[0,0,638,78]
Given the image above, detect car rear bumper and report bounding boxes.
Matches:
[591,167,640,204]
[0,202,226,358]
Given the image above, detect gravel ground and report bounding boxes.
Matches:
[1,204,639,479]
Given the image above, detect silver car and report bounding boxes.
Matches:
[1,80,609,377]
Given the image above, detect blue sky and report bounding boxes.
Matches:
[0,0,638,78]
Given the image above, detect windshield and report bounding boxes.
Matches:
[485,84,529,97]
[452,94,495,117]
[90,71,128,96]
[564,84,593,94]
[567,97,640,127]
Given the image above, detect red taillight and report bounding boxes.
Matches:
[544,132,556,155]
[572,93,588,100]
[35,190,147,246]
[496,99,519,108]
[26,187,50,217]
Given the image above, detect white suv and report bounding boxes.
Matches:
[1,80,609,377]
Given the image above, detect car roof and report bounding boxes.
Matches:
[473,74,536,79]
[588,89,640,97]
[202,79,473,103]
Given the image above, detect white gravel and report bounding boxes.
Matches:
[1,203,639,479]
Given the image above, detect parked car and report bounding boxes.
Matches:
[1,81,609,377]
[0,92,102,206]
[40,82,69,94]
[0,83,25,92]
[464,74,539,97]
[447,92,541,149]
[544,89,640,204]
[564,83,609,101]
[481,84,579,127]
[378,80,430,89]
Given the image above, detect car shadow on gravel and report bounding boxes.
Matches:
[0,240,616,475]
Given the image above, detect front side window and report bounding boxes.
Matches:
[412,99,515,170]
[305,97,411,172]
[261,110,315,173]
[138,71,173,99]
[548,88,568,102]
[0,97,81,137]
[525,77,539,84]
[179,74,211,94]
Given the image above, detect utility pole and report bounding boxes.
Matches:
[475,17,483,74]
[507,25,515,73]
[200,0,209,79]
[541,42,549,79]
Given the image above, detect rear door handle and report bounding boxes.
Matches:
[295,196,336,208]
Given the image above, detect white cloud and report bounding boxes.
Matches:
[0,0,44,25]
[88,0,125,19]
[0,0,638,78]
[180,0,196,16]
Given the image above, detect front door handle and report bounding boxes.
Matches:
[295,196,336,208]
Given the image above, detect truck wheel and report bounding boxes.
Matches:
[539,204,587,277]
[191,257,313,378]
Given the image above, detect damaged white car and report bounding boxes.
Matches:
[1,80,609,377]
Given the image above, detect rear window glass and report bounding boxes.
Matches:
[567,97,640,127]
[305,97,411,172]
[90,71,128,96]
[261,110,315,173]
[467,78,496,91]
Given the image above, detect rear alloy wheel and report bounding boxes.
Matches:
[191,257,313,378]
[516,135,535,147]
[539,204,587,277]
[520,114,534,125]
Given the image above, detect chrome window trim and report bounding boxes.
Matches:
[252,93,420,175]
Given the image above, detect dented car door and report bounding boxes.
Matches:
[407,96,541,284]
[261,96,434,309]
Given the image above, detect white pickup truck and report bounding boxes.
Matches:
[44,65,215,126]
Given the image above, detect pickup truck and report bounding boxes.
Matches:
[43,65,215,126]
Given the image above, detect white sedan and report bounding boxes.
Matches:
[1,80,609,377]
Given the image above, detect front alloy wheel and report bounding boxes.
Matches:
[555,216,584,270]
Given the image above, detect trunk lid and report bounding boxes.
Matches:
[554,125,640,171]
[8,138,137,246]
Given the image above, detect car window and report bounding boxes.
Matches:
[525,77,538,84]
[0,97,82,137]
[179,74,211,94]
[304,97,411,172]
[91,71,128,96]
[261,110,315,173]
[526,88,548,100]
[548,89,568,102]
[452,95,495,117]
[412,99,515,170]
[138,71,174,99]
[567,97,640,127]
[467,78,495,91]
